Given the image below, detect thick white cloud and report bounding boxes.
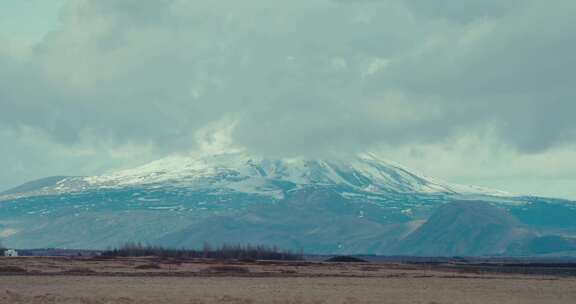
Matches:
[378,130,576,199]
[0,127,158,190]
[404,0,523,21]
[1,0,576,197]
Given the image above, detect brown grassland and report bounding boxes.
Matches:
[1,256,575,304]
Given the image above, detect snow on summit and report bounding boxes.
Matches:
[1,150,512,201]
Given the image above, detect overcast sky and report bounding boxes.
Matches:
[1,0,576,199]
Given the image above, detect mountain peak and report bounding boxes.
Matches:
[1,152,574,254]
[0,151,511,201]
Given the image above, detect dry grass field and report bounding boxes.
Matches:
[1,257,576,304]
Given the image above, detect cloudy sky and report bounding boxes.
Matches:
[1,0,576,199]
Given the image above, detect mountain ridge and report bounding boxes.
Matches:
[0,151,574,256]
[0,152,512,201]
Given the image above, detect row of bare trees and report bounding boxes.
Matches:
[102,242,303,261]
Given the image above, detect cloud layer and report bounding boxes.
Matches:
[1,0,576,197]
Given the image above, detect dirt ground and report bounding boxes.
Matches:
[1,257,576,304]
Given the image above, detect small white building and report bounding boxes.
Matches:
[4,249,18,257]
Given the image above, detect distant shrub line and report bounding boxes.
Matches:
[325,256,368,263]
[102,242,303,261]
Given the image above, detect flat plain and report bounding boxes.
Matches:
[1,257,575,304]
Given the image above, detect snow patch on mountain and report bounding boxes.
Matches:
[0,151,513,201]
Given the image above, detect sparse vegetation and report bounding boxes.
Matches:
[102,242,303,261]
[64,267,96,274]
[360,266,380,272]
[325,256,368,263]
[135,263,162,270]
[0,265,27,273]
[203,265,250,274]
[1,257,576,303]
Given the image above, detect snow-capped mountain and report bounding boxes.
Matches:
[1,151,509,201]
[1,151,575,256]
